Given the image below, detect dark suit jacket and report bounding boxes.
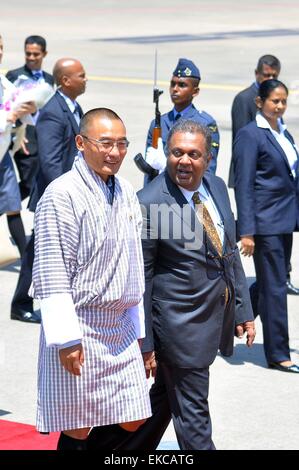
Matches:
[228,83,258,187]
[28,91,82,211]
[6,65,54,155]
[146,104,220,174]
[6,64,53,87]
[233,121,299,236]
[138,171,253,369]
[231,83,258,141]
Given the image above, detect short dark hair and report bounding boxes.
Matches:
[166,119,212,159]
[79,108,123,135]
[24,35,47,52]
[258,79,288,102]
[190,77,200,87]
[256,55,281,73]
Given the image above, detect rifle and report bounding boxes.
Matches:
[152,49,163,148]
[134,50,163,180]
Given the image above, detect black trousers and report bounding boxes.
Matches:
[121,362,214,450]
[11,231,35,312]
[13,152,38,200]
[250,232,293,318]
[253,234,291,363]
[160,362,215,450]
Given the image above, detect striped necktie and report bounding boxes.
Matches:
[192,191,229,304]
[192,191,222,255]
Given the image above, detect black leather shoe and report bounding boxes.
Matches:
[10,308,41,324]
[286,281,299,295]
[268,362,299,373]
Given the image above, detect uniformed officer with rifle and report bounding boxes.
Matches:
[135,57,220,182]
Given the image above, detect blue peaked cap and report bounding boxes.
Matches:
[173,58,201,80]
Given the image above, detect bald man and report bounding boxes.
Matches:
[11,58,87,323]
[28,57,87,210]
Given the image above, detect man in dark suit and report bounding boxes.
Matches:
[231,55,281,153]
[88,119,255,450]
[228,54,281,188]
[10,58,87,323]
[6,35,54,200]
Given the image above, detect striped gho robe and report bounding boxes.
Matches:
[30,152,151,432]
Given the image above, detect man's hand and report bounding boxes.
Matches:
[235,321,256,347]
[21,137,30,155]
[59,343,84,376]
[16,101,37,118]
[240,236,255,257]
[142,350,157,379]
[6,111,19,124]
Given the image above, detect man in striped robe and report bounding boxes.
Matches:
[30,108,151,450]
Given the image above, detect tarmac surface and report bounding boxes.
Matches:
[1,0,299,450]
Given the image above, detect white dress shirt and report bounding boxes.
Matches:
[179,181,224,245]
[256,112,298,177]
[58,90,80,125]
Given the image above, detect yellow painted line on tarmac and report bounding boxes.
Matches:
[2,69,299,94]
[87,75,244,91]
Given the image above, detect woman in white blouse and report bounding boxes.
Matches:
[233,79,299,373]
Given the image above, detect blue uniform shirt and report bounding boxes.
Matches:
[146,103,220,174]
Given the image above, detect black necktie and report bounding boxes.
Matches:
[174,113,181,121]
[73,103,81,124]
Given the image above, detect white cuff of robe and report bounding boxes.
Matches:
[58,339,82,350]
[40,293,83,347]
[127,299,145,339]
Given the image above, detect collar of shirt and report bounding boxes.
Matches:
[58,90,77,114]
[256,111,286,135]
[254,81,260,90]
[31,70,44,81]
[178,181,206,205]
[256,112,298,176]
[173,103,193,120]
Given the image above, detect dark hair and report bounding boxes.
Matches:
[258,79,288,102]
[190,77,200,87]
[256,54,281,73]
[166,119,211,159]
[24,35,47,52]
[79,108,123,134]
